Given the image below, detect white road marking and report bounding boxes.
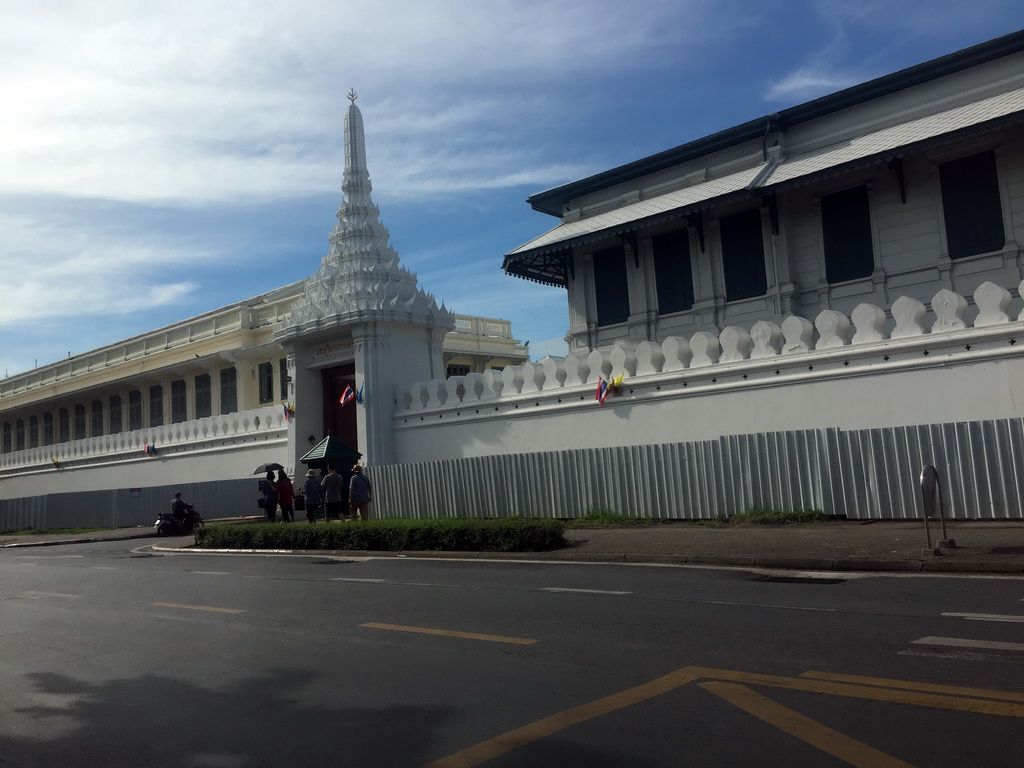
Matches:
[332,578,386,583]
[543,587,633,596]
[942,612,1024,623]
[90,566,116,570]
[912,636,1024,653]
[191,571,230,575]
[694,598,837,612]
[14,554,83,559]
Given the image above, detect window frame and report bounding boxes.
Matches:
[258,362,274,404]
[938,149,1005,260]
[820,184,875,285]
[220,367,238,415]
[592,245,631,327]
[652,229,695,315]
[719,208,768,302]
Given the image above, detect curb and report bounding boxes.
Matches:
[1,533,157,548]
[145,544,1024,574]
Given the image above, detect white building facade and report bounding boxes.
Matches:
[4,33,1024,526]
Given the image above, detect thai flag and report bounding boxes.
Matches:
[356,383,364,405]
[595,377,609,406]
[339,385,356,406]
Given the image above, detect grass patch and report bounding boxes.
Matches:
[726,508,829,525]
[567,511,655,527]
[195,517,566,552]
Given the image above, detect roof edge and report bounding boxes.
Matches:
[527,29,1024,216]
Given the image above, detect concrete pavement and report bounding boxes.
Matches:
[4,519,1024,574]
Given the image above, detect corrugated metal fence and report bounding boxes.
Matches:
[373,419,1024,520]
[0,478,259,531]
[4,418,1024,528]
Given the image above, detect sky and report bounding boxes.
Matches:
[1,1,1022,378]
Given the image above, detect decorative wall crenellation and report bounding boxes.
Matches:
[0,405,286,474]
[396,280,1024,414]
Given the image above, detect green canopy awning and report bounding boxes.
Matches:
[299,436,362,471]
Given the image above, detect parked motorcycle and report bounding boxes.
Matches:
[154,506,204,536]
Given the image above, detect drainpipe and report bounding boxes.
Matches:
[771,233,783,317]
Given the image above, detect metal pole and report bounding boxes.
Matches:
[920,465,937,552]
[920,464,957,553]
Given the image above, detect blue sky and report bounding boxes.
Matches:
[1,1,1022,377]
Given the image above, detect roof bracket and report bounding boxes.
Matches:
[888,157,906,203]
[621,232,640,268]
[687,213,705,253]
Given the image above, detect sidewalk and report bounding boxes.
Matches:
[3,520,1024,574]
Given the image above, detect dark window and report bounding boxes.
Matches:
[74,404,86,440]
[720,209,767,301]
[128,390,143,431]
[171,379,187,423]
[149,385,164,427]
[821,185,874,284]
[446,365,470,378]
[91,400,103,437]
[58,408,70,443]
[15,419,25,451]
[939,150,1004,259]
[652,230,694,314]
[258,362,274,404]
[195,374,212,419]
[109,395,122,434]
[43,412,54,445]
[593,245,630,326]
[29,415,39,448]
[279,359,289,401]
[1,423,10,453]
[220,367,237,414]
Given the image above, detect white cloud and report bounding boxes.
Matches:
[0,0,707,206]
[0,212,203,325]
[764,67,860,102]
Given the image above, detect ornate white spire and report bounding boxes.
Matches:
[279,95,453,337]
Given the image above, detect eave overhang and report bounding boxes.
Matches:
[527,29,1024,216]
[505,85,1024,288]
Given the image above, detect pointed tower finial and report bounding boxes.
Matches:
[348,89,357,104]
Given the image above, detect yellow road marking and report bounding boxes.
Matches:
[360,623,537,646]
[423,667,702,768]
[690,667,1024,717]
[150,602,244,614]
[800,670,1024,703]
[28,591,82,598]
[424,664,1024,767]
[700,681,915,768]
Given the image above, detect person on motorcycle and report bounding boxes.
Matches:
[171,492,192,522]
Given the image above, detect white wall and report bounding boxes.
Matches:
[393,283,1024,464]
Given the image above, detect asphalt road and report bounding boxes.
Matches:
[2,540,1023,767]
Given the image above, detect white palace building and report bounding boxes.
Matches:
[4,30,1024,527]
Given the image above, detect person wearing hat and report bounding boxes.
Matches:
[302,468,323,523]
[348,463,373,521]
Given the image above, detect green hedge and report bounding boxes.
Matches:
[194,518,567,552]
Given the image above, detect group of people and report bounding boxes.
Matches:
[262,463,372,523]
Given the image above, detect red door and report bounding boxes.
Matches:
[321,364,358,450]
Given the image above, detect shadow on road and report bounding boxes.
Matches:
[3,667,453,766]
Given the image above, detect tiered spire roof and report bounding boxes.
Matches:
[280,93,451,335]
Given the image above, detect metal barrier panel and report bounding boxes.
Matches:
[0,478,260,530]
[6,418,1024,525]
[370,419,1024,521]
